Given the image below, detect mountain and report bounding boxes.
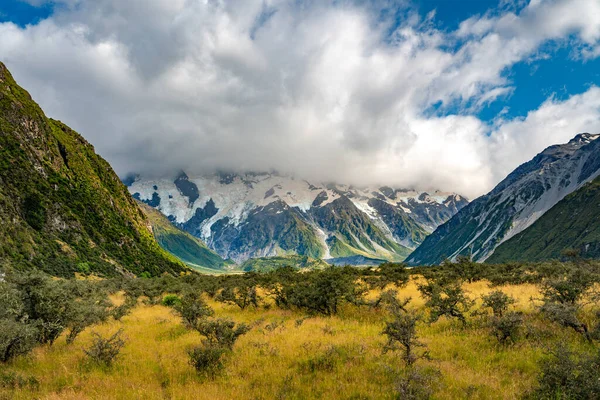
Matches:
[0,62,188,277]
[127,172,468,264]
[487,174,600,263]
[137,202,232,273]
[407,133,600,265]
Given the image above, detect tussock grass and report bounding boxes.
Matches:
[0,279,592,399]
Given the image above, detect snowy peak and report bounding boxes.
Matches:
[127,173,468,263]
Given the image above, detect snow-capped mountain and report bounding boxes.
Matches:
[407,133,600,265]
[126,172,468,263]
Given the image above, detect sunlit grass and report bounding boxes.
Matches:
[1,279,591,399]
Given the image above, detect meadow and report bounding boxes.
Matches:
[1,261,599,400]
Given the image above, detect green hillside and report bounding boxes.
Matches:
[0,62,188,277]
[488,175,600,263]
[138,202,232,272]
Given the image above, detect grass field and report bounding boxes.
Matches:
[0,278,593,400]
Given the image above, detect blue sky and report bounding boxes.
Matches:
[0,0,599,197]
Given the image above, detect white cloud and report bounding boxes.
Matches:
[0,0,599,199]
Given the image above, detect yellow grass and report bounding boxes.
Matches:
[0,279,589,399]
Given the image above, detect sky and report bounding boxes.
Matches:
[1,0,599,199]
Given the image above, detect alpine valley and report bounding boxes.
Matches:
[127,173,468,264]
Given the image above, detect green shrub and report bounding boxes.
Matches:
[162,294,182,307]
[418,281,473,325]
[490,312,523,345]
[529,344,600,399]
[188,344,227,377]
[0,319,38,363]
[382,311,428,366]
[196,318,250,350]
[481,290,515,318]
[173,292,214,329]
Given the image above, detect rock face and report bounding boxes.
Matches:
[128,172,468,264]
[407,133,600,265]
[487,173,600,263]
[0,62,187,277]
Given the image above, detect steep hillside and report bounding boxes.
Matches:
[407,133,600,265]
[0,62,188,277]
[128,172,468,263]
[488,174,600,263]
[137,202,232,272]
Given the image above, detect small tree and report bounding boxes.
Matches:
[418,281,473,325]
[215,284,260,310]
[188,344,227,377]
[83,330,126,367]
[540,302,591,342]
[372,289,411,315]
[173,292,214,329]
[196,318,251,350]
[65,300,110,345]
[481,290,515,318]
[490,312,523,345]
[0,320,38,363]
[382,311,428,366]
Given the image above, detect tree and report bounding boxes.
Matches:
[418,281,473,325]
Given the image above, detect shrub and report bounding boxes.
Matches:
[371,263,410,289]
[215,284,260,310]
[382,312,428,366]
[418,281,473,325]
[188,344,227,377]
[83,330,126,367]
[481,290,515,318]
[490,312,523,345]
[196,318,251,350]
[0,319,38,363]
[65,300,110,345]
[162,294,182,307]
[173,292,214,329]
[529,344,600,399]
[540,269,595,305]
[540,302,591,342]
[393,366,441,400]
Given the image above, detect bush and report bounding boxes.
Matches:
[196,318,251,350]
[162,294,182,307]
[215,284,260,310]
[529,344,600,399]
[65,299,110,345]
[481,290,515,318]
[539,302,591,342]
[276,267,367,315]
[188,344,227,377]
[382,311,428,366]
[173,292,214,329]
[83,330,126,367]
[393,366,441,400]
[490,312,523,345]
[0,319,38,363]
[371,289,411,315]
[418,281,473,325]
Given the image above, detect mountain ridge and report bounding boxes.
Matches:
[406,132,600,265]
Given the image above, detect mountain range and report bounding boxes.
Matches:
[407,133,600,265]
[127,173,468,264]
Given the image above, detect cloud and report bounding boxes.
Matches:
[0,0,599,199]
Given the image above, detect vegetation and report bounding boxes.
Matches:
[0,62,187,277]
[1,260,600,399]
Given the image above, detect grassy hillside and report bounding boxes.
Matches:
[488,175,600,263]
[0,62,187,277]
[240,255,329,272]
[138,202,232,272]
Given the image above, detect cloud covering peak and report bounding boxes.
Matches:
[1,0,600,198]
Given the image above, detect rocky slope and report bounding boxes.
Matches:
[137,202,232,273]
[127,172,468,263]
[0,62,188,277]
[487,174,600,263]
[407,133,600,265]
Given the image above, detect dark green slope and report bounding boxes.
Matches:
[0,62,188,277]
[488,175,600,263]
[138,202,231,272]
